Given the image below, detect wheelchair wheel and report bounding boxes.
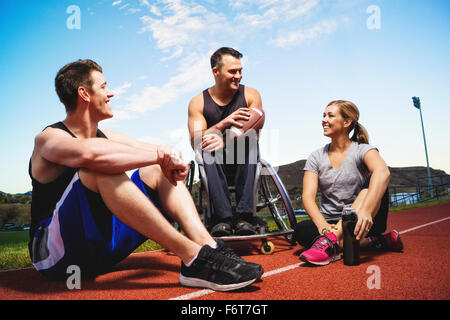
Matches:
[260,240,275,255]
[259,159,297,238]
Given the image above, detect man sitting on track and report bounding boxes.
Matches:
[28,59,263,291]
[188,47,264,237]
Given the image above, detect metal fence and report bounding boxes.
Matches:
[389,174,449,206]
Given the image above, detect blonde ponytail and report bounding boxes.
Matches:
[350,121,369,144]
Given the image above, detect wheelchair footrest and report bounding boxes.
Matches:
[216,229,294,241]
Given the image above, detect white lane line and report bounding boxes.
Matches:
[398,216,450,235]
[169,262,306,300]
[261,262,304,278]
[169,215,450,300]
[169,288,214,301]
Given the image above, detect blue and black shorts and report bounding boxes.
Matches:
[31,169,163,279]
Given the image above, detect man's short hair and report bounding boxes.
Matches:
[210,47,243,69]
[55,59,103,113]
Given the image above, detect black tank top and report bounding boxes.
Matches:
[203,84,247,129]
[28,122,107,242]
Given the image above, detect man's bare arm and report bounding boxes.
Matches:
[188,94,208,149]
[36,129,159,174]
[244,87,263,112]
[36,128,186,177]
[101,129,158,152]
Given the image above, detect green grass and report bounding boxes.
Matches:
[133,240,162,253]
[0,230,163,270]
[0,230,29,244]
[1,198,448,271]
[0,231,31,270]
[388,197,450,212]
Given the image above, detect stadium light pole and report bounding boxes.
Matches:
[412,96,433,198]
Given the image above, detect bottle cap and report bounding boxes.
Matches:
[342,207,356,215]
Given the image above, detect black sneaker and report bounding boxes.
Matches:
[215,239,264,280]
[215,238,243,260]
[179,245,258,291]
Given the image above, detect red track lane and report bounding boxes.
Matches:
[0,203,449,300]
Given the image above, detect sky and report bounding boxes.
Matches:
[0,0,449,194]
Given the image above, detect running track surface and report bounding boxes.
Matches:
[1,203,449,300]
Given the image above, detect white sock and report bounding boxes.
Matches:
[185,242,218,267]
[185,254,198,267]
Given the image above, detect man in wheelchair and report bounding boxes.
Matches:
[188,47,264,237]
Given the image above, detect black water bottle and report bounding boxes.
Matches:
[342,207,360,266]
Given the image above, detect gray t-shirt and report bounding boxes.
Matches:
[304,142,377,220]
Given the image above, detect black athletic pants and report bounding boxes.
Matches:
[294,186,389,248]
[201,138,259,224]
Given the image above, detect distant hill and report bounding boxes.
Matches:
[0,191,32,204]
[272,160,449,195]
[16,191,32,196]
[0,191,32,197]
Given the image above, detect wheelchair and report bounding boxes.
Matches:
[185,146,298,254]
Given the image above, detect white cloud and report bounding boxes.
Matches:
[110,0,342,120]
[229,0,247,10]
[128,8,141,14]
[134,0,325,62]
[112,0,122,6]
[160,47,183,62]
[111,81,132,96]
[140,0,162,16]
[233,0,319,25]
[271,19,339,48]
[281,0,319,18]
[138,0,228,60]
[150,6,162,16]
[137,126,194,161]
[119,53,211,116]
[110,109,133,120]
[125,85,177,114]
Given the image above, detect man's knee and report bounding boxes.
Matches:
[139,164,163,190]
[78,168,101,193]
[78,168,129,193]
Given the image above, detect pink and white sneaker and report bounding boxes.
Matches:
[367,230,404,252]
[299,233,341,266]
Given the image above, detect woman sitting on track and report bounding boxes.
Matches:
[294,100,403,266]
